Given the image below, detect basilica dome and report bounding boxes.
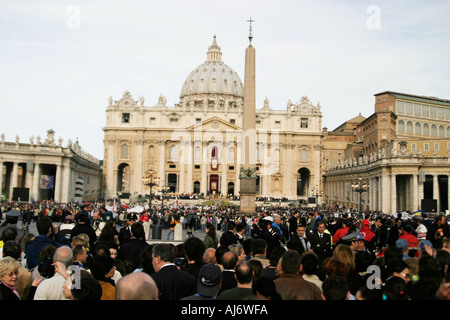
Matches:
[180,36,244,100]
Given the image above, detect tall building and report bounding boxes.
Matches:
[102,36,323,203]
[324,91,450,214]
[0,129,102,202]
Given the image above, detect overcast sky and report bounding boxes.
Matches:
[1,0,449,160]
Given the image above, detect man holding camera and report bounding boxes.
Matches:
[426,214,450,250]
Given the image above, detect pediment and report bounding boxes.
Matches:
[185,116,241,132]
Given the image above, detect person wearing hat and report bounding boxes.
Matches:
[58,215,75,241]
[395,239,410,260]
[0,209,26,250]
[181,264,222,300]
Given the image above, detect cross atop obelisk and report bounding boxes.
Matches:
[247,17,255,43]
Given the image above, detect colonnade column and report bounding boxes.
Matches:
[159,141,166,188]
[412,174,419,213]
[0,161,3,197]
[433,175,440,213]
[32,163,40,201]
[391,174,397,214]
[9,162,18,200]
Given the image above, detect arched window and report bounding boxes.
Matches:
[121,144,128,158]
[149,145,155,159]
[398,120,405,133]
[447,126,450,138]
[439,125,445,137]
[300,149,307,162]
[415,122,421,135]
[423,123,429,136]
[406,121,413,134]
[431,124,437,136]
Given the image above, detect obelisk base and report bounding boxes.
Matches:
[240,177,256,214]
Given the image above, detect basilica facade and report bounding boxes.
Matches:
[102,36,323,203]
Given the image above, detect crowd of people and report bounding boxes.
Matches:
[0,199,449,301]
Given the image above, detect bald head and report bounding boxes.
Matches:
[203,248,217,264]
[115,272,159,300]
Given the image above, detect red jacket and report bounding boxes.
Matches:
[333,226,349,244]
[399,232,419,250]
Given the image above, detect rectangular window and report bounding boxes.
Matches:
[411,143,416,151]
[196,118,201,124]
[422,104,429,117]
[437,107,445,119]
[414,103,421,116]
[405,102,413,115]
[229,166,235,170]
[275,120,281,128]
[300,118,308,128]
[122,113,130,123]
[150,117,156,125]
[230,119,236,125]
[256,120,261,125]
[434,143,439,151]
[170,118,179,124]
[424,143,429,151]
[194,165,200,169]
[429,106,436,118]
[397,101,405,113]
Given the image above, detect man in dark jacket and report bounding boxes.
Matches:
[308,220,332,264]
[70,212,97,252]
[25,216,70,269]
[426,214,450,249]
[118,222,148,269]
[219,221,237,248]
[150,243,197,300]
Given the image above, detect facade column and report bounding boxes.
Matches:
[106,139,116,199]
[178,142,185,194]
[186,141,193,194]
[201,141,208,195]
[221,142,228,197]
[235,142,241,196]
[134,139,144,195]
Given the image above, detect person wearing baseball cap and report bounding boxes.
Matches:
[181,264,222,300]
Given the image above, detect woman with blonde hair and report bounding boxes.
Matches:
[0,256,41,300]
[332,244,364,296]
[0,257,21,300]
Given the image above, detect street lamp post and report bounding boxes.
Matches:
[143,169,161,239]
[352,177,369,217]
[143,169,160,214]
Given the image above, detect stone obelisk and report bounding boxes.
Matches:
[239,18,257,214]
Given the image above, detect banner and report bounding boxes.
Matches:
[40,175,55,190]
